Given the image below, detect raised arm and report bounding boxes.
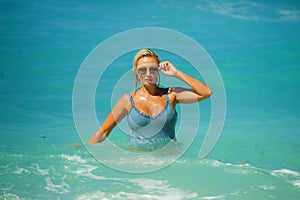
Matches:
[88,94,129,144]
[159,61,212,104]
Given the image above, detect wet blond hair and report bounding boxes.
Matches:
[133,49,160,93]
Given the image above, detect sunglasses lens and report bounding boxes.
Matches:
[137,66,159,75]
[138,68,147,74]
[150,68,158,73]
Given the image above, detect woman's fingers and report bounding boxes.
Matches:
[159,61,170,72]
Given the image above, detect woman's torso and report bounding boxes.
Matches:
[126,88,177,150]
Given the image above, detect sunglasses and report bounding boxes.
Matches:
[137,66,159,75]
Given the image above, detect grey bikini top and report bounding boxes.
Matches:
[127,90,177,141]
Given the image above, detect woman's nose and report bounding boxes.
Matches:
[146,69,151,76]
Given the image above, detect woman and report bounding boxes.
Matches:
[89,49,212,150]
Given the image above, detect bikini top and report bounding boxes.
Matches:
[127,90,177,141]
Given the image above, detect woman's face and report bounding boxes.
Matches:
[136,56,159,85]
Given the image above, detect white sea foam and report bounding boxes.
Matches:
[77,191,106,200]
[100,152,176,173]
[199,159,257,175]
[73,164,98,174]
[200,189,240,199]
[292,180,300,188]
[133,156,168,167]
[271,168,300,188]
[200,159,300,190]
[257,184,276,190]
[61,154,87,164]
[32,163,49,176]
[71,162,121,181]
[126,178,198,200]
[77,189,197,200]
[271,168,300,177]
[278,10,300,21]
[0,192,21,200]
[73,164,107,181]
[0,183,14,191]
[0,164,10,169]
[200,159,224,167]
[196,0,300,22]
[127,178,169,191]
[200,195,226,200]
[44,175,70,194]
[12,167,30,175]
[77,177,197,200]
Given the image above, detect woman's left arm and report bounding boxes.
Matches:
[159,61,212,104]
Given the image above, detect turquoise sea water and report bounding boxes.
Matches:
[1,0,300,199]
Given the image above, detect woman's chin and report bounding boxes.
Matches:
[142,81,156,86]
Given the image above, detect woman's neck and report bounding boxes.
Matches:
[141,84,160,96]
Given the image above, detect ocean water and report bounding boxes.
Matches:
[1,0,300,199]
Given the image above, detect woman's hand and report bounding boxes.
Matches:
[159,61,179,77]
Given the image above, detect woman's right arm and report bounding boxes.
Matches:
[88,94,129,144]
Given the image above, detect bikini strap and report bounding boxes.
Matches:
[164,88,170,103]
[164,93,170,103]
[129,93,134,107]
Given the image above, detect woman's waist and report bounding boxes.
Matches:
[129,131,170,150]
